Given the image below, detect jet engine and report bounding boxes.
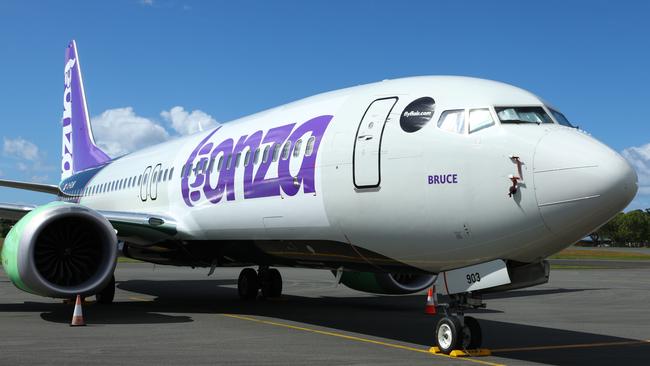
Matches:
[0,202,117,298]
[338,271,435,294]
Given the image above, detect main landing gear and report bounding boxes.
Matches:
[95,274,116,304]
[434,293,484,354]
[237,267,282,300]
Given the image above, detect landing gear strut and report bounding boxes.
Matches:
[96,274,115,304]
[237,267,282,300]
[434,293,484,354]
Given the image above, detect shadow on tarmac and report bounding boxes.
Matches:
[1,279,648,366]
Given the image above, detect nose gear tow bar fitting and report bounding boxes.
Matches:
[508,155,523,197]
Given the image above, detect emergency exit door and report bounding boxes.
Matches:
[353,97,397,188]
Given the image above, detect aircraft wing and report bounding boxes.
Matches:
[0,179,61,195]
[0,202,177,243]
[0,203,37,220]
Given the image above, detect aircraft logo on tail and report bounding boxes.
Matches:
[60,40,111,181]
[61,57,77,179]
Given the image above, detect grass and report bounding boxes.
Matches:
[550,264,610,270]
[117,256,142,263]
[550,248,650,261]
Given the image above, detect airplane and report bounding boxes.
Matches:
[0,40,638,354]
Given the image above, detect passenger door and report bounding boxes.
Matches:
[353,97,397,188]
[140,166,151,201]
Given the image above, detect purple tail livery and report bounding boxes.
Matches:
[61,40,111,180]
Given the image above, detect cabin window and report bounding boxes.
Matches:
[226,155,232,169]
[272,144,281,162]
[293,139,302,157]
[468,108,495,133]
[127,177,132,187]
[244,150,251,166]
[138,175,142,186]
[163,169,168,181]
[217,155,224,171]
[281,141,291,160]
[208,158,215,173]
[437,110,466,134]
[254,148,260,165]
[263,145,270,163]
[235,153,241,167]
[305,136,315,156]
[168,168,174,179]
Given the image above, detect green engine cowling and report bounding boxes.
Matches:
[339,271,435,294]
[1,201,117,298]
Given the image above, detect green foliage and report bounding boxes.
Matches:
[0,219,16,238]
[596,209,650,246]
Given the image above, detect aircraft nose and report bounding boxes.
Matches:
[533,129,638,240]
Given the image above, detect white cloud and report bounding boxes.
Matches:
[622,143,650,197]
[139,0,154,6]
[91,107,170,157]
[3,137,39,161]
[161,106,220,136]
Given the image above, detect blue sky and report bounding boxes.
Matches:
[0,0,648,209]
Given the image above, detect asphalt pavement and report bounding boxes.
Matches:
[1,263,649,366]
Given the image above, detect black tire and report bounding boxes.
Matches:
[261,268,282,298]
[238,268,259,300]
[96,275,115,304]
[435,316,462,354]
[462,316,482,349]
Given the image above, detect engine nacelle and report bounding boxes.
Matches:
[1,202,117,298]
[339,271,435,295]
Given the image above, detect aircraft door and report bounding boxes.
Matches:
[150,163,162,200]
[140,166,152,201]
[353,97,397,188]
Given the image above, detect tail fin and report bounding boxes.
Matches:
[61,40,111,180]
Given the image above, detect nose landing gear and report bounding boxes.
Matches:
[237,267,283,300]
[434,294,484,354]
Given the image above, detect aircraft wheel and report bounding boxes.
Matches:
[261,268,282,298]
[238,268,259,300]
[96,274,115,304]
[462,316,482,349]
[435,316,461,354]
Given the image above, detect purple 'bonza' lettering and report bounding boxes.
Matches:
[247,123,295,199]
[203,138,235,203]
[181,127,221,207]
[278,115,332,196]
[233,131,263,198]
[181,115,333,207]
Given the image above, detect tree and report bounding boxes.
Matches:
[598,212,624,244]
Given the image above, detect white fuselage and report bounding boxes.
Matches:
[66,76,637,273]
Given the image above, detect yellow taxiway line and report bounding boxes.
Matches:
[221,313,505,366]
[492,339,650,353]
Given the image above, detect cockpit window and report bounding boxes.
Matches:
[468,108,494,133]
[549,108,574,127]
[495,107,553,124]
[437,110,465,134]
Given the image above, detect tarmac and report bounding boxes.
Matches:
[1,261,649,366]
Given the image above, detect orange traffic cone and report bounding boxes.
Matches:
[425,286,437,315]
[70,295,86,326]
